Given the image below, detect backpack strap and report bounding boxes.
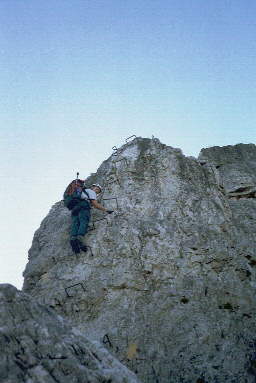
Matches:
[83,189,90,200]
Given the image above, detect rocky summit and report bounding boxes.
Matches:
[22,137,256,383]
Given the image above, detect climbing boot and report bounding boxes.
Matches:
[70,239,80,254]
[77,236,88,252]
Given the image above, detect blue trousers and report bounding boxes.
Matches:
[70,201,91,239]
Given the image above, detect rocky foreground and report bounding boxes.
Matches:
[0,284,140,383]
[14,137,256,382]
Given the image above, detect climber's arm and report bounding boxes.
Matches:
[91,199,114,214]
[91,199,108,212]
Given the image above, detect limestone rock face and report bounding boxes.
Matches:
[199,143,256,199]
[0,284,140,383]
[23,138,256,383]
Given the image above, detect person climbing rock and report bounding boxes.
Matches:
[69,183,114,254]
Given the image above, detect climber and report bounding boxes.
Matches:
[70,183,114,254]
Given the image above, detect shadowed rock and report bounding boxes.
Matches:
[0,284,140,383]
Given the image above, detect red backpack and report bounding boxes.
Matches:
[63,179,85,210]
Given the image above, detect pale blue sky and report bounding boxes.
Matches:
[1,0,255,289]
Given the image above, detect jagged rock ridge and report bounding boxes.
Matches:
[23,138,256,383]
[0,284,140,383]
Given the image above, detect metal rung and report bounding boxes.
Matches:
[88,217,107,231]
[113,157,129,166]
[88,222,96,231]
[86,245,94,257]
[104,176,120,185]
[93,217,107,223]
[112,146,119,156]
[65,282,86,298]
[125,135,136,143]
[102,197,119,209]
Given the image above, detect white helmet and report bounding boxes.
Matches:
[92,183,102,192]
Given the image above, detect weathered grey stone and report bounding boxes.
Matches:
[199,143,256,198]
[0,284,140,383]
[23,138,256,383]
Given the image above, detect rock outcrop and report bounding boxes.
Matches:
[23,138,256,383]
[0,284,140,383]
